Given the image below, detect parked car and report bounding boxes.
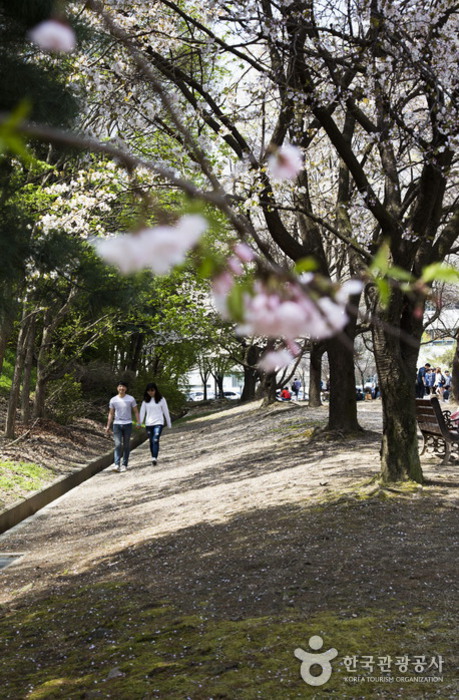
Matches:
[223,391,240,400]
[187,391,215,401]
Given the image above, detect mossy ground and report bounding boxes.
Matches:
[0,460,51,509]
[0,579,454,699]
[1,493,457,699]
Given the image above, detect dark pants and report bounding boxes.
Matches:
[146,424,163,459]
[113,423,132,466]
[416,383,425,398]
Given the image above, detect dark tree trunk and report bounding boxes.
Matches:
[0,315,13,375]
[33,311,54,420]
[4,314,30,438]
[372,295,423,483]
[326,333,361,432]
[213,372,224,398]
[259,370,277,404]
[325,290,362,433]
[309,342,324,407]
[20,314,36,425]
[126,332,143,373]
[199,370,211,400]
[240,343,261,402]
[452,336,459,403]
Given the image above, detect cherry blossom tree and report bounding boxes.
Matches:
[2,0,459,482]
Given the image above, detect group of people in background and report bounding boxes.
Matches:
[416,363,452,401]
[105,381,171,472]
[278,377,302,401]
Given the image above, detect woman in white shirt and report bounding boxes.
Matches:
[139,383,171,466]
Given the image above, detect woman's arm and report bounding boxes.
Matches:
[162,398,172,428]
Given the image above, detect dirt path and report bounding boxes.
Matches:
[0,401,457,699]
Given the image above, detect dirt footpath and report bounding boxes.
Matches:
[0,401,457,699]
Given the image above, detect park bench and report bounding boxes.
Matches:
[416,396,459,464]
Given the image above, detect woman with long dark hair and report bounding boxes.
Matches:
[139,383,171,466]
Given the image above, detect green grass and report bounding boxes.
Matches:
[0,352,15,395]
[0,460,51,508]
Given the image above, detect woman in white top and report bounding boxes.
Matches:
[139,382,171,466]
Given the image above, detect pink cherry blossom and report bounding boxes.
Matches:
[286,339,301,356]
[94,214,207,275]
[235,281,349,341]
[268,144,303,180]
[29,20,76,53]
[335,279,363,304]
[211,271,234,316]
[227,255,244,275]
[258,349,293,373]
[234,242,256,262]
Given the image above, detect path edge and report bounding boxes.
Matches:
[0,432,147,535]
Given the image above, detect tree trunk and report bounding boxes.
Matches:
[452,335,459,403]
[309,342,324,407]
[126,332,144,373]
[4,314,30,438]
[372,298,423,483]
[199,370,211,400]
[0,315,13,375]
[259,370,277,404]
[20,314,36,425]
[213,372,224,398]
[326,333,361,432]
[33,313,53,420]
[240,343,261,402]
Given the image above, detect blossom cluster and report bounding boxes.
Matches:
[93,214,208,275]
[29,20,76,53]
[212,243,362,370]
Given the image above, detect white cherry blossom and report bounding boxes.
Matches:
[267,144,303,180]
[94,214,207,275]
[258,349,293,372]
[29,20,76,53]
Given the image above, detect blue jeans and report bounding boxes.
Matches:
[113,423,132,466]
[146,424,163,459]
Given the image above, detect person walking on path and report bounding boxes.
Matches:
[416,363,431,398]
[139,382,171,466]
[443,370,452,401]
[425,368,435,395]
[291,378,302,400]
[105,381,140,472]
[434,367,445,398]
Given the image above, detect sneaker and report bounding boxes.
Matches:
[119,465,127,472]
[114,465,121,472]
[152,458,157,466]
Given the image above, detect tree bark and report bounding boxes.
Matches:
[259,369,278,405]
[33,310,52,419]
[211,371,224,398]
[309,342,324,407]
[240,343,261,402]
[0,315,13,375]
[325,292,362,433]
[372,296,423,483]
[20,314,36,425]
[326,333,361,432]
[452,335,459,403]
[126,332,144,373]
[4,314,30,438]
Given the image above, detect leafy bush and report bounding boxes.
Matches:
[46,373,89,424]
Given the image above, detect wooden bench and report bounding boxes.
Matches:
[416,397,459,464]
